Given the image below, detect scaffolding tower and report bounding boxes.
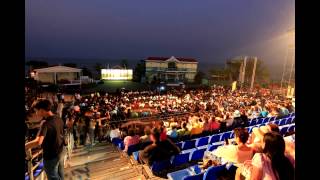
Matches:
[280,29,295,97]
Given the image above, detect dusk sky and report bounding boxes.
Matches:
[26,0,294,74]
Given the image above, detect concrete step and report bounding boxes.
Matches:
[64,142,145,180]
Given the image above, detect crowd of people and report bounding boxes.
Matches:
[24,85,295,180]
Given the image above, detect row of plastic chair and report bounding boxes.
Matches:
[135,122,295,176]
[112,114,295,157]
[148,122,295,174]
[248,115,295,127]
[175,114,295,151]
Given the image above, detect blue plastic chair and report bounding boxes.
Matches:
[203,164,226,180]
[182,140,196,150]
[117,141,125,150]
[209,134,221,144]
[188,165,202,174]
[189,148,206,162]
[133,151,139,161]
[230,132,235,138]
[38,162,44,169]
[171,152,190,167]
[262,118,269,124]
[195,137,209,147]
[208,144,220,151]
[248,126,253,133]
[290,112,295,117]
[182,148,197,154]
[33,169,42,177]
[127,144,140,155]
[288,125,295,132]
[176,142,184,150]
[151,159,171,173]
[279,119,286,126]
[167,168,192,180]
[111,138,122,146]
[274,120,280,125]
[284,118,290,125]
[292,117,295,123]
[249,119,257,126]
[256,118,263,125]
[280,126,289,135]
[220,132,231,141]
[183,172,204,180]
[197,145,209,150]
[269,116,277,122]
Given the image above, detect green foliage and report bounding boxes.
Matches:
[133,61,145,82]
[194,71,206,84]
[81,67,92,77]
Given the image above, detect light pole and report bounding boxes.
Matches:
[280,28,295,96]
[250,57,258,91]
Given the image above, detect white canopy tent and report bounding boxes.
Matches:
[33,66,82,85]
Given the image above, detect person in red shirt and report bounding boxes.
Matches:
[209,117,220,133]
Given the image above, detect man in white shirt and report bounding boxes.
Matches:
[109,124,121,141]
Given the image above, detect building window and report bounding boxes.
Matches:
[168,62,177,69]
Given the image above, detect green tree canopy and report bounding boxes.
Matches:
[81,67,92,77]
[133,61,145,82]
[194,71,206,84]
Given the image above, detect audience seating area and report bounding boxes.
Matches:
[111,113,295,179]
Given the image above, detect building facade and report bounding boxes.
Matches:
[145,56,198,83]
[33,66,82,84]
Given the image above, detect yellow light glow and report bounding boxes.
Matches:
[101,69,133,80]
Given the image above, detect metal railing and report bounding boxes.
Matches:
[26,149,45,180]
[25,131,74,180]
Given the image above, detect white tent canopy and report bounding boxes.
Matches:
[34,65,82,73]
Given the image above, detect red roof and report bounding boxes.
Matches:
[146,57,197,62]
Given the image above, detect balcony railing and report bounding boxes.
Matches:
[146,67,195,72]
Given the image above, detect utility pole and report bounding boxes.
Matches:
[240,56,247,89]
[250,57,258,90]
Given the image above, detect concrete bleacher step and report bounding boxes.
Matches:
[64,142,142,180]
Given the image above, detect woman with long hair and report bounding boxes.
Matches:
[236,132,294,180]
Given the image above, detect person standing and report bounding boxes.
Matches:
[25,99,66,180]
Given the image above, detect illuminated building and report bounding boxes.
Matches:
[101,69,133,80]
[144,56,198,83]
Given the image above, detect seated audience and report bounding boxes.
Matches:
[236,132,294,180]
[138,128,181,166]
[109,124,121,141]
[167,124,178,139]
[177,122,190,137]
[214,127,253,163]
[123,128,140,152]
[140,126,151,143]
